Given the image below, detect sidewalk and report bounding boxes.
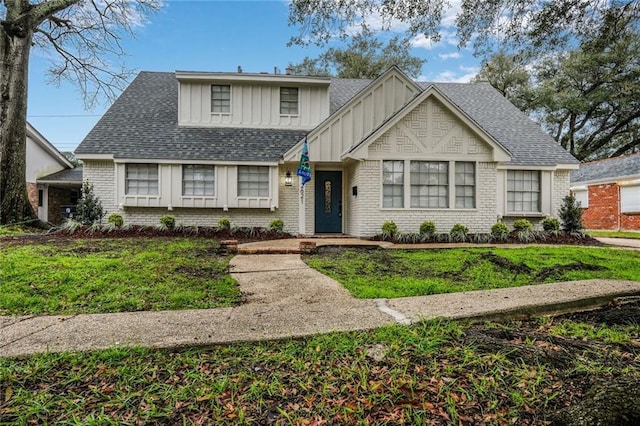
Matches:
[2,241,640,358]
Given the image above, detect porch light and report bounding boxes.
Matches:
[284,171,293,186]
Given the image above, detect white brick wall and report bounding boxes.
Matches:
[345,161,499,237]
[84,161,300,233]
[553,170,571,217]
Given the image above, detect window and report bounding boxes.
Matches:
[280,87,299,115]
[211,85,230,113]
[455,162,475,208]
[507,170,540,212]
[572,188,589,208]
[621,185,640,213]
[238,166,269,197]
[38,190,44,207]
[125,164,158,195]
[183,165,215,196]
[410,161,449,208]
[382,160,404,208]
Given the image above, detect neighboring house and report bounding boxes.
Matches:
[26,122,82,224]
[75,67,578,237]
[570,154,640,230]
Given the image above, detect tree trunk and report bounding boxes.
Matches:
[0,18,38,225]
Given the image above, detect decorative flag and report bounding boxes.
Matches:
[296,137,311,186]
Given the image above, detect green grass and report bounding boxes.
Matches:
[588,230,640,239]
[304,246,640,299]
[0,238,240,315]
[1,316,637,424]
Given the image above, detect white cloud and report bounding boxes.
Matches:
[438,52,462,60]
[428,65,480,83]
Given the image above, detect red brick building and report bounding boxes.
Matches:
[570,154,640,230]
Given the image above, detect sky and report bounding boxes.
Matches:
[26,0,481,154]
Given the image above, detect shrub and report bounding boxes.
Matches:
[542,217,560,232]
[513,219,533,232]
[449,223,469,242]
[491,222,510,241]
[75,181,104,225]
[268,218,284,233]
[559,194,584,233]
[218,217,231,231]
[159,215,175,230]
[419,221,436,237]
[381,221,398,240]
[107,213,124,228]
[396,233,425,244]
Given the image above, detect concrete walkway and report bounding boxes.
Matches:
[1,239,640,358]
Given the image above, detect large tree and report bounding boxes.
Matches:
[0,0,160,226]
[288,31,425,78]
[289,1,639,55]
[476,16,640,161]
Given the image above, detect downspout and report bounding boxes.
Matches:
[617,184,621,231]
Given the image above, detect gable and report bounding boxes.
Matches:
[366,97,495,160]
[348,87,511,162]
[283,67,420,162]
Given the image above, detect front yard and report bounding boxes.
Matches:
[304,246,640,299]
[0,238,240,315]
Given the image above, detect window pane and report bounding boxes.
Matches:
[382,160,404,208]
[507,170,540,212]
[211,85,231,113]
[410,161,448,208]
[280,87,299,115]
[183,165,215,196]
[125,164,158,195]
[238,166,269,197]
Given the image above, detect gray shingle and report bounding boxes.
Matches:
[38,167,83,183]
[77,71,578,167]
[571,153,640,184]
[76,72,308,162]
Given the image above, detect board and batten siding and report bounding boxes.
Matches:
[178,81,329,129]
[285,70,420,163]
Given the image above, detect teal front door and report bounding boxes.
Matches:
[315,171,342,233]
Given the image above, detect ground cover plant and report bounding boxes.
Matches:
[304,246,640,299]
[0,238,240,315]
[1,301,638,425]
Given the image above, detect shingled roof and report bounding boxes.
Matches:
[77,71,578,167]
[76,72,308,162]
[571,153,640,184]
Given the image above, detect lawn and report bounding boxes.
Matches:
[0,238,240,315]
[1,303,638,425]
[588,230,640,239]
[304,246,640,299]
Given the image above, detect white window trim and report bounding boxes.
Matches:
[279,87,300,117]
[211,84,231,115]
[505,169,542,215]
[379,160,478,211]
[124,163,160,198]
[181,164,217,199]
[621,184,640,213]
[237,165,271,200]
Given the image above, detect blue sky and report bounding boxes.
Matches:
[27,0,480,153]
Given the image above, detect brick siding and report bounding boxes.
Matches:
[582,183,640,230]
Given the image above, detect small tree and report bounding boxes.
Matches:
[75,181,104,225]
[559,194,584,232]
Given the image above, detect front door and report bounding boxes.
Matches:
[315,171,342,233]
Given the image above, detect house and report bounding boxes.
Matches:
[26,123,82,224]
[570,154,640,230]
[75,67,578,237]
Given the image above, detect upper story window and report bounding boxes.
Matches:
[507,170,540,212]
[126,164,158,195]
[238,166,269,197]
[211,85,231,113]
[183,165,215,196]
[280,87,299,115]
